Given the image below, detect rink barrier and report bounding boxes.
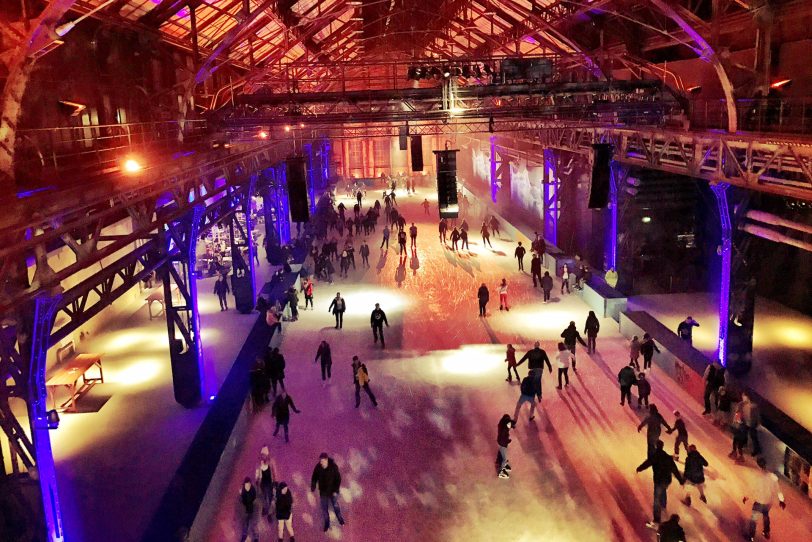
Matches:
[620,309,812,493]
[577,276,627,322]
[142,268,301,541]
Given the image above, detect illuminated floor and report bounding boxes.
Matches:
[200,190,812,542]
[629,294,812,433]
[44,244,274,542]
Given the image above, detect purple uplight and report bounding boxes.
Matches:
[177,8,189,18]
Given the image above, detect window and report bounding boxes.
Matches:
[373,139,390,169]
[347,139,364,175]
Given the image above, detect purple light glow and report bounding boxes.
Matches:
[607,164,620,269]
[490,136,498,203]
[712,183,732,366]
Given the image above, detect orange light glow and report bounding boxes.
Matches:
[771,79,792,89]
[123,158,142,173]
[284,125,291,132]
[258,130,268,139]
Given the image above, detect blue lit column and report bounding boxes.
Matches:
[27,296,64,542]
[274,163,291,243]
[605,162,627,270]
[542,148,559,246]
[712,183,732,366]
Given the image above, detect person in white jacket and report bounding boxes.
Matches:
[743,457,786,541]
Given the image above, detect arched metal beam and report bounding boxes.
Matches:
[649,0,738,133]
[0,1,78,193]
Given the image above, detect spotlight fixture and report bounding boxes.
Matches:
[442,66,451,78]
[299,122,305,128]
[284,125,291,132]
[641,216,652,223]
[123,158,143,173]
[258,130,269,139]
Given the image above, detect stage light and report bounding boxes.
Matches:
[299,122,305,128]
[258,130,268,139]
[641,216,652,223]
[284,125,291,132]
[442,66,451,78]
[123,158,143,173]
[771,79,792,89]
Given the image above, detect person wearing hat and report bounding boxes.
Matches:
[275,482,295,542]
[255,445,277,518]
[311,452,345,532]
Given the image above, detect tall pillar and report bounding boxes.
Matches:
[304,143,317,213]
[26,296,64,542]
[228,178,257,313]
[161,205,208,407]
[606,162,629,270]
[542,149,559,246]
[712,183,732,366]
[489,136,498,203]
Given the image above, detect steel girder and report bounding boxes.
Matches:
[227,176,258,314]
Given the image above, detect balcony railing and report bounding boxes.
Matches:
[689,98,812,136]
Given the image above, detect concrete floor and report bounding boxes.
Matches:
[199,190,812,542]
[628,294,812,433]
[44,242,274,542]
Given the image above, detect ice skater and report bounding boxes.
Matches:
[677,315,700,345]
[635,439,684,530]
[560,264,571,294]
[638,404,673,458]
[584,311,600,354]
[422,198,430,215]
[370,302,389,348]
[530,253,542,287]
[514,242,526,271]
[541,271,553,303]
[360,240,370,268]
[516,341,552,374]
[439,218,448,243]
[630,335,642,370]
[397,229,407,255]
[555,342,572,389]
[743,457,786,541]
[255,445,276,518]
[450,227,460,250]
[315,340,333,383]
[498,278,509,311]
[311,453,346,532]
[512,372,540,423]
[496,414,515,479]
[352,355,378,407]
[637,372,651,408]
[380,225,390,250]
[409,222,418,248]
[618,362,637,407]
[275,482,295,542]
[300,276,314,310]
[681,445,708,507]
[328,292,346,329]
[668,410,689,460]
[560,321,587,371]
[264,347,286,396]
[505,344,519,382]
[213,274,230,311]
[641,333,660,370]
[481,222,492,248]
[271,390,300,443]
[477,282,489,317]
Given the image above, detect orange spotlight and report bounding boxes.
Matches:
[258,130,269,139]
[771,79,792,89]
[123,158,143,173]
[299,122,305,128]
[284,125,291,132]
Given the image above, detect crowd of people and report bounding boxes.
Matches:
[234,178,786,542]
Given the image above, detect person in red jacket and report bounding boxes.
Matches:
[300,276,314,310]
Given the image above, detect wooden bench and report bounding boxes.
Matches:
[47,344,104,412]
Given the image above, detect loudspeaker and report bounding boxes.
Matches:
[434,149,459,218]
[588,143,613,209]
[398,126,408,150]
[170,339,202,408]
[410,135,423,172]
[286,156,310,222]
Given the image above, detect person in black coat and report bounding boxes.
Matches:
[584,311,600,354]
[657,514,686,542]
[315,340,333,382]
[541,271,553,303]
[560,321,588,371]
[450,227,461,250]
[617,362,637,406]
[328,292,346,329]
[640,333,660,370]
[370,303,390,348]
[275,482,295,541]
[213,275,230,311]
[239,477,258,540]
[272,390,300,443]
[636,440,684,527]
[264,347,286,396]
[681,444,708,506]
[530,254,542,287]
[311,453,345,532]
[514,242,526,271]
[638,404,673,458]
[477,283,489,317]
[496,414,514,478]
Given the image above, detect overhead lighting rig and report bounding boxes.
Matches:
[407,62,492,81]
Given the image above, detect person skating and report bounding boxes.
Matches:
[657,514,686,542]
[498,278,510,311]
[636,372,651,408]
[450,227,461,251]
[352,355,378,407]
[250,357,270,410]
[409,222,418,248]
[397,229,407,256]
[681,444,708,507]
[731,413,749,462]
[255,445,276,519]
[743,457,786,541]
[359,240,370,268]
[560,264,571,294]
[514,242,526,271]
[530,253,542,287]
[505,344,519,382]
[275,482,295,542]
[677,316,700,345]
[489,215,501,238]
[584,311,600,354]
[239,477,259,541]
[638,404,673,458]
[555,342,572,389]
[541,271,553,303]
[618,362,637,406]
[213,274,230,311]
[715,386,733,428]
[370,302,389,348]
[311,453,346,532]
[265,347,286,396]
[328,292,346,329]
[439,218,448,243]
[629,335,641,370]
[300,276,314,310]
[339,249,350,278]
[477,282,489,317]
[641,333,660,370]
[422,198,430,215]
[315,340,333,383]
[272,390,300,443]
[356,189,363,208]
[481,222,492,248]
[669,410,689,460]
[560,321,587,371]
[512,372,541,423]
[380,225,390,250]
[516,341,553,374]
[740,392,762,456]
[702,360,723,414]
[496,414,515,479]
[286,287,299,321]
[460,227,469,250]
[635,439,684,529]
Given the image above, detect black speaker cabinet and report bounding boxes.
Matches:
[434,149,459,218]
[286,156,310,222]
[588,143,613,209]
[410,135,423,172]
